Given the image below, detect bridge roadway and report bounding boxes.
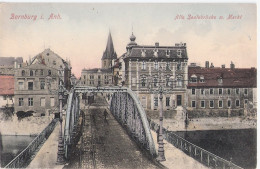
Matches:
[65,96,160,169]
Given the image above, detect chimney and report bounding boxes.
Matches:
[155,42,159,47]
[210,63,214,68]
[230,61,235,69]
[205,61,209,68]
[221,64,225,68]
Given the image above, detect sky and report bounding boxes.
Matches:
[0,3,257,77]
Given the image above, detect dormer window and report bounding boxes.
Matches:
[141,48,146,57]
[153,48,158,57]
[218,77,223,84]
[199,76,205,83]
[166,49,170,57]
[177,49,182,57]
[191,74,197,83]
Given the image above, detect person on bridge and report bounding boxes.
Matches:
[104,109,108,120]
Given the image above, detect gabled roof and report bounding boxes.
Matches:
[0,76,14,95]
[188,67,257,88]
[102,31,117,60]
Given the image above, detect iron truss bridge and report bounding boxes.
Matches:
[63,86,157,159]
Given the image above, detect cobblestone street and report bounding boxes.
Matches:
[65,96,160,169]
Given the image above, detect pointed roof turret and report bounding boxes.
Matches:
[102,31,117,60]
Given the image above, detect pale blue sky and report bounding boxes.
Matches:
[0,3,256,77]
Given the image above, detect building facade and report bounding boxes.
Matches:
[123,33,189,110]
[0,76,14,108]
[80,31,116,87]
[187,62,257,117]
[14,49,71,116]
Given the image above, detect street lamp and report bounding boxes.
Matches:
[46,70,66,164]
[156,65,166,161]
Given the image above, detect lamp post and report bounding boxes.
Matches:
[156,65,166,161]
[56,75,66,164]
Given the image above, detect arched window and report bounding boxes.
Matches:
[21,70,25,76]
[30,70,33,76]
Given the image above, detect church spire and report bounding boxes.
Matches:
[102,30,117,60]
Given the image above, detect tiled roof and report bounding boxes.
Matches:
[0,57,23,66]
[82,68,113,73]
[126,45,188,59]
[188,67,257,88]
[0,76,14,95]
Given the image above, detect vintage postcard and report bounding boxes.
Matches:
[0,2,257,169]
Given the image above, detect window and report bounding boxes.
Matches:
[177,63,181,70]
[154,97,158,107]
[21,70,25,76]
[166,62,170,70]
[28,98,33,106]
[210,88,214,95]
[84,75,86,79]
[142,61,146,70]
[177,49,182,57]
[166,97,170,107]
[218,100,223,108]
[191,101,196,108]
[191,74,197,83]
[201,100,205,108]
[98,81,101,85]
[227,88,231,95]
[191,88,196,95]
[50,97,55,107]
[166,77,170,87]
[244,88,248,95]
[53,60,56,65]
[40,70,44,75]
[40,98,45,107]
[18,98,24,106]
[236,100,240,107]
[244,99,248,107]
[98,75,101,79]
[154,78,158,87]
[236,88,240,95]
[28,82,33,90]
[154,62,158,70]
[218,88,223,95]
[18,82,24,90]
[177,76,182,87]
[40,81,45,90]
[200,76,205,83]
[48,70,52,76]
[141,77,146,87]
[210,100,214,108]
[227,100,231,108]
[166,49,170,56]
[30,70,33,76]
[201,89,205,95]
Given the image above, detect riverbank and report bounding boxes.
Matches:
[0,116,53,135]
[148,110,256,131]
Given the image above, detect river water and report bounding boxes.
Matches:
[174,129,257,169]
[0,135,36,167]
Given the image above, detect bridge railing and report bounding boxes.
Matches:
[4,118,58,168]
[148,119,243,169]
[110,88,156,157]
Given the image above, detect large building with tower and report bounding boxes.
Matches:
[118,32,189,110]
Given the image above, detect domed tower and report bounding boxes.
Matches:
[102,31,117,69]
[126,32,138,53]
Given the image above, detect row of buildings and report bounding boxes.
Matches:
[80,31,257,117]
[0,49,74,117]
